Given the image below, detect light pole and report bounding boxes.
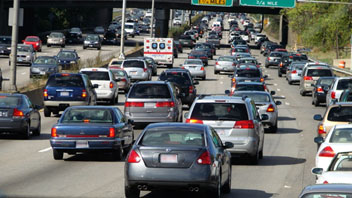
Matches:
[118,0,127,60]
[10,0,19,92]
[150,0,155,38]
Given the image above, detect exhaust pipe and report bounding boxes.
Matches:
[142,185,148,190]
[137,185,143,190]
[189,187,194,192]
[194,187,199,192]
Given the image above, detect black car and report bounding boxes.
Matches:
[103,29,118,45]
[56,49,80,69]
[83,34,102,50]
[0,36,11,56]
[194,43,213,59]
[312,77,335,107]
[188,50,209,66]
[159,69,199,107]
[125,123,233,198]
[67,27,82,44]
[179,35,194,49]
[278,53,309,77]
[0,93,41,139]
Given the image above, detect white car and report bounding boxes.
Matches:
[80,68,119,104]
[326,77,352,106]
[181,59,206,80]
[314,124,352,172]
[125,22,136,38]
[173,18,182,25]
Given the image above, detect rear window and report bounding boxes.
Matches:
[307,69,333,77]
[191,103,248,121]
[270,53,282,57]
[46,75,84,87]
[337,79,352,90]
[302,193,352,198]
[330,128,352,143]
[159,73,191,86]
[233,93,270,103]
[81,71,110,81]
[61,109,113,124]
[111,70,125,77]
[236,69,260,78]
[292,64,305,70]
[129,84,171,99]
[140,129,205,147]
[235,84,265,91]
[185,60,202,65]
[327,106,352,122]
[318,78,334,86]
[180,35,191,39]
[0,96,22,108]
[235,48,247,52]
[218,57,235,62]
[123,60,145,69]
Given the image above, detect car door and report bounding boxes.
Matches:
[210,127,229,185]
[83,75,97,105]
[170,83,182,121]
[24,96,40,129]
[115,108,134,145]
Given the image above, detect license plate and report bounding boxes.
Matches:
[76,140,89,148]
[0,110,8,117]
[89,45,93,47]
[40,71,45,75]
[245,80,252,82]
[144,103,156,108]
[130,71,137,75]
[60,91,69,96]
[160,154,178,163]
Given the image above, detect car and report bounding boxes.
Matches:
[230,46,249,56]
[94,26,105,34]
[184,95,267,164]
[299,184,352,198]
[188,50,208,66]
[260,41,274,54]
[300,64,334,96]
[83,34,102,50]
[181,59,206,80]
[231,39,247,48]
[184,30,197,41]
[120,59,151,81]
[124,81,183,125]
[67,27,82,44]
[103,29,118,45]
[232,91,281,132]
[174,40,183,53]
[47,32,65,48]
[0,35,11,56]
[194,43,213,59]
[230,64,266,87]
[278,54,307,77]
[179,35,194,49]
[237,57,260,68]
[134,56,157,76]
[214,56,237,74]
[108,58,123,69]
[22,36,42,52]
[30,56,60,78]
[230,82,268,95]
[265,52,284,68]
[14,44,36,66]
[50,106,134,160]
[0,93,41,139]
[110,69,131,93]
[124,123,233,198]
[80,68,119,105]
[286,61,307,85]
[254,33,266,43]
[43,73,98,117]
[326,77,352,106]
[233,52,252,62]
[312,151,352,184]
[311,77,335,106]
[313,102,352,138]
[206,35,221,49]
[125,23,136,38]
[159,69,198,107]
[56,49,80,70]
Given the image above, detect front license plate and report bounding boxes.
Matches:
[144,103,156,108]
[245,80,252,82]
[89,45,93,47]
[76,140,89,148]
[160,154,178,163]
[60,91,69,96]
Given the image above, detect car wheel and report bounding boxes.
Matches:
[53,149,63,160]
[300,89,306,96]
[168,64,173,68]
[209,173,221,198]
[265,65,269,68]
[38,48,42,52]
[47,44,51,47]
[269,121,278,133]
[22,122,31,139]
[44,107,51,117]
[250,149,259,165]
[211,55,213,60]
[214,70,219,74]
[112,146,124,161]
[125,185,140,198]
[278,71,282,77]
[98,47,101,50]
[288,80,292,85]
[110,96,116,105]
[202,76,206,80]
[61,45,65,48]
[83,46,86,49]
[223,166,231,194]
[132,35,135,38]
[32,121,41,136]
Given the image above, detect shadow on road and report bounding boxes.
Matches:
[278,116,296,121]
[231,156,306,166]
[278,127,302,134]
[64,152,126,162]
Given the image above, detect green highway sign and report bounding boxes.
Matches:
[191,0,233,7]
[240,0,295,8]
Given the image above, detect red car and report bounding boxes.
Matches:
[23,36,42,52]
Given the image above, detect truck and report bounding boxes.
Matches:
[144,38,174,68]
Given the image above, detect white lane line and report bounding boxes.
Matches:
[221,76,224,79]
[38,147,52,153]
[285,102,290,106]
[277,88,281,92]
[220,81,223,85]
[284,185,291,189]
[274,83,278,86]
[21,72,26,75]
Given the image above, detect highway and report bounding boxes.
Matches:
[0,21,324,198]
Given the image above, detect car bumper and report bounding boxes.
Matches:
[44,100,89,110]
[303,84,314,92]
[220,136,258,156]
[288,74,301,82]
[30,70,54,77]
[48,42,64,45]
[0,118,28,133]
[125,113,177,123]
[95,90,116,100]
[215,65,235,72]
[129,74,149,81]
[83,43,100,48]
[189,70,206,78]
[50,138,122,151]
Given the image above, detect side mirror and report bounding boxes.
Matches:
[264,75,268,79]
[270,91,276,95]
[46,35,49,38]
[128,119,134,125]
[223,141,234,149]
[193,81,199,85]
[184,112,189,118]
[261,114,269,121]
[311,167,323,175]
[93,84,99,88]
[225,90,231,95]
[78,57,80,59]
[313,114,323,121]
[314,137,324,144]
[275,101,281,105]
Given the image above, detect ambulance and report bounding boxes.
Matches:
[144,38,174,68]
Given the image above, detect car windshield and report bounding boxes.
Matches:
[61,109,113,124]
[270,53,282,57]
[81,71,110,81]
[50,33,63,38]
[337,79,352,90]
[330,128,352,143]
[86,36,99,41]
[302,193,352,198]
[140,129,205,147]
[57,52,76,59]
[327,106,352,122]
[332,155,352,171]
[240,59,256,64]
[70,28,81,33]
[159,73,191,86]
[111,70,125,77]
[123,60,144,68]
[17,46,31,52]
[233,93,270,102]
[236,69,260,78]
[46,75,84,87]
[110,60,122,66]
[34,57,57,65]
[0,96,22,108]
[0,37,11,44]
[129,84,171,98]
[125,25,134,29]
[25,37,39,42]
[191,103,248,121]
[236,84,265,91]
[218,57,235,62]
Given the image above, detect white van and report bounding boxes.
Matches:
[125,22,136,38]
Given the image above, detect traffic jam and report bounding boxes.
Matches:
[1,9,352,198]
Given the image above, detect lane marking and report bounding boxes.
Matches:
[277,88,281,92]
[38,147,52,153]
[285,102,290,106]
[220,81,223,85]
[21,72,26,75]
[274,83,278,86]
[284,185,291,189]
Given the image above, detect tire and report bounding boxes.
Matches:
[110,96,116,105]
[112,146,124,161]
[265,65,269,68]
[61,45,65,48]
[211,55,213,60]
[32,121,41,136]
[250,149,259,165]
[132,35,135,38]
[315,99,320,107]
[38,48,42,52]
[44,107,51,117]
[98,47,101,50]
[259,149,264,159]
[22,122,31,139]
[125,186,140,198]
[208,173,221,198]
[83,46,87,50]
[288,80,292,85]
[214,70,219,75]
[278,71,282,77]
[202,76,206,80]
[223,166,231,194]
[124,87,129,94]
[269,121,278,133]
[300,89,306,96]
[53,149,63,160]
[47,44,51,47]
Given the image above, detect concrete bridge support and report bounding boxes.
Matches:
[279,15,288,48]
[154,9,170,38]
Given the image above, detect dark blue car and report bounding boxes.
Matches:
[56,49,80,69]
[50,106,134,160]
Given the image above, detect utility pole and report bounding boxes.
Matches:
[9,0,19,92]
[350,35,352,71]
[118,0,126,60]
[150,0,155,38]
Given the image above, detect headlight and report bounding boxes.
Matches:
[26,55,31,58]
[48,67,55,71]
[35,43,39,46]
[70,61,76,64]
[7,47,11,50]
[60,39,63,42]
[84,41,89,44]
[94,41,98,44]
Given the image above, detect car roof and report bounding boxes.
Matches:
[68,106,117,110]
[236,82,264,85]
[145,122,207,131]
[164,68,189,73]
[0,93,25,97]
[80,68,109,72]
[134,81,169,85]
[196,95,247,103]
[334,124,352,129]
[301,184,352,195]
[59,49,76,53]
[329,102,352,107]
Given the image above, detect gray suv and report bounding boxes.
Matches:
[184,95,268,164]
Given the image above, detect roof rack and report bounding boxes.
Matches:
[197,94,227,99]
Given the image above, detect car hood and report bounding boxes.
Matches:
[32,64,57,67]
[17,51,31,56]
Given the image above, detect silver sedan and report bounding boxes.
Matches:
[214,56,237,74]
[181,59,206,80]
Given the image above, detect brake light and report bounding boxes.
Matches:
[189,86,194,93]
[143,68,147,72]
[319,146,335,157]
[234,120,254,129]
[108,128,115,137]
[125,102,144,107]
[189,56,195,59]
[304,76,313,80]
[331,91,335,99]
[317,87,324,93]
[82,89,87,98]
[156,101,174,107]
[186,119,203,124]
[127,150,141,163]
[291,70,297,74]
[51,127,57,137]
[181,66,185,69]
[323,181,329,184]
[44,89,48,97]
[280,63,283,67]
[200,67,204,71]
[201,56,207,59]
[13,108,24,117]
[216,61,219,65]
[109,82,114,89]
[121,79,126,82]
[268,57,271,61]
[233,63,236,66]
[197,151,212,165]
[318,124,326,135]
[266,104,274,112]
[61,73,70,76]
[260,78,264,82]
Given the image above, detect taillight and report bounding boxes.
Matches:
[232,63,236,66]
[127,150,141,163]
[108,128,115,137]
[44,89,48,97]
[125,102,144,107]
[143,68,147,72]
[318,124,326,135]
[304,76,313,80]
[319,146,335,157]
[331,91,335,99]
[291,70,297,74]
[186,119,203,124]
[197,151,212,165]
[189,56,195,59]
[267,57,271,61]
[266,104,275,112]
[317,87,324,93]
[156,101,174,107]
[323,181,329,184]
[234,120,254,129]
[109,82,114,89]
[216,61,219,65]
[200,67,204,71]
[51,127,57,137]
[181,66,185,69]
[201,56,207,59]
[189,86,194,93]
[121,79,127,82]
[13,108,24,117]
[280,63,283,67]
[260,78,264,82]
[82,89,87,98]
